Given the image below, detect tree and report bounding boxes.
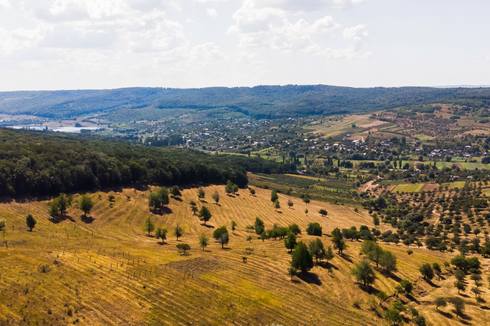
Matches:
[271,190,278,203]
[300,192,311,204]
[56,193,69,216]
[232,184,239,194]
[351,260,376,286]
[419,263,434,280]
[325,246,334,263]
[448,297,465,317]
[231,220,237,233]
[211,191,220,204]
[454,280,466,293]
[169,185,181,197]
[319,209,328,217]
[379,251,397,274]
[377,291,389,306]
[434,297,447,310]
[284,231,297,253]
[79,195,94,217]
[254,217,265,235]
[273,199,280,211]
[48,200,59,217]
[198,206,212,225]
[288,224,301,235]
[451,254,469,272]
[260,231,268,242]
[148,193,161,211]
[308,238,326,263]
[176,243,190,255]
[197,187,205,200]
[144,216,155,236]
[384,301,405,325]
[213,226,229,249]
[305,209,308,215]
[155,227,167,244]
[157,187,170,207]
[189,200,198,215]
[249,188,255,196]
[287,267,298,281]
[26,214,36,231]
[198,232,209,250]
[291,242,313,274]
[454,269,465,281]
[306,222,322,236]
[361,240,383,267]
[225,180,234,194]
[0,219,5,231]
[174,224,183,240]
[373,215,380,226]
[332,228,346,254]
[287,199,293,209]
[399,280,413,294]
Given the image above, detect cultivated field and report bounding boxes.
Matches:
[0,185,489,325]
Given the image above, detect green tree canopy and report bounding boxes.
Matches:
[351,260,376,286]
[290,242,314,274]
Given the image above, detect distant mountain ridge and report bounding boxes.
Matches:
[1,85,490,119]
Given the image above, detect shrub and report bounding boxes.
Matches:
[306,222,322,236]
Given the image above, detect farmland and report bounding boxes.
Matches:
[1,184,489,325]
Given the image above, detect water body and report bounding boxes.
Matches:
[10,126,100,133]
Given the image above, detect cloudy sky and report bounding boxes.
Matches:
[0,0,489,90]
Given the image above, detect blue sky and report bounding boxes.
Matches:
[0,0,489,90]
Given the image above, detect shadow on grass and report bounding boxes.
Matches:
[317,262,339,271]
[81,215,95,223]
[156,242,166,246]
[201,224,215,229]
[151,207,173,215]
[405,294,419,304]
[298,272,322,286]
[171,196,183,202]
[338,253,352,263]
[437,310,453,319]
[49,214,74,224]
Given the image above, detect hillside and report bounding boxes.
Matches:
[0,185,488,325]
[2,86,490,120]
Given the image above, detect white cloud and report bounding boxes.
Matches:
[486,56,490,61]
[207,8,218,18]
[247,0,363,13]
[235,51,266,67]
[0,0,11,10]
[195,0,227,2]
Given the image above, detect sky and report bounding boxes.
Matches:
[0,0,489,91]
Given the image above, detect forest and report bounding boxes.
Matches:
[2,86,490,119]
[0,128,294,196]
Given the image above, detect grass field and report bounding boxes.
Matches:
[450,181,467,189]
[392,183,426,193]
[0,184,488,325]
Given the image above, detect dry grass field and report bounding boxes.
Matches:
[1,185,489,325]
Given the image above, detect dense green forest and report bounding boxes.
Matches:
[0,128,293,196]
[2,86,490,119]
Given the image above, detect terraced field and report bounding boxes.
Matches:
[392,183,426,193]
[0,185,489,325]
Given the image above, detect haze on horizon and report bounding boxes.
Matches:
[0,0,489,91]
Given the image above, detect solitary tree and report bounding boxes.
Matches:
[399,280,413,294]
[271,190,278,203]
[213,226,229,249]
[231,220,237,234]
[189,201,198,215]
[306,222,322,236]
[249,188,256,196]
[284,231,297,253]
[419,263,435,280]
[157,187,170,208]
[79,195,94,217]
[26,214,36,231]
[319,209,328,217]
[169,186,181,197]
[212,191,220,204]
[198,206,212,225]
[377,291,389,306]
[287,200,294,209]
[48,201,59,217]
[198,232,209,250]
[449,297,465,317]
[273,199,281,211]
[351,260,376,286]
[174,224,183,240]
[290,242,314,274]
[155,227,167,244]
[176,243,191,255]
[144,216,155,236]
[148,193,161,211]
[197,187,205,200]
